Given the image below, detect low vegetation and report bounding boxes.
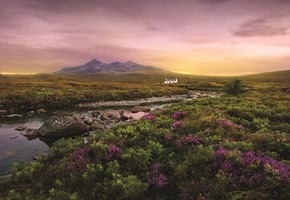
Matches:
[0,76,187,112]
[0,79,289,199]
[223,77,244,95]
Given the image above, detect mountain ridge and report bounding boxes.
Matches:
[55,59,166,74]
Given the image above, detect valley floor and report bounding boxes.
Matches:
[0,79,289,199]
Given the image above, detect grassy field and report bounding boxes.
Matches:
[3,70,288,113]
[0,71,289,199]
[0,74,190,113]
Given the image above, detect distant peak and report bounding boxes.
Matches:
[125,61,141,66]
[86,58,103,64]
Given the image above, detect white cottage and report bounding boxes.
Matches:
[164,78,178,84]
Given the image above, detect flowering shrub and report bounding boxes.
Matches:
[105,144,123,161]
[214,148,290,189]
[142,113,156,121]
[146,163,168,188]
[175,134,203,146]
[66,146,95,173]
[2,87,290,199]
[171,111,188,120]
[219,118,244,131]
[172,121,183,132]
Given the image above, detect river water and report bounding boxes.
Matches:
[0,104,167,175]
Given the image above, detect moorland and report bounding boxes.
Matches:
[0,70,289,199]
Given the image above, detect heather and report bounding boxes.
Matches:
[0,82,289,199]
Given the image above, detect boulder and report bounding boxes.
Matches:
[91,111,101,118]
[21,128,38,138]
[15,124,27,131]
[37,109,46,113]
[100,112,120,121]
[90,120,105,130]
[83,117,94,125]
[36,113,87,137]
[120,115,129,121]
[139,106,151,112]
[131,107,140,113]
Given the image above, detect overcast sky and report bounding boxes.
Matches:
[0,0,290,75]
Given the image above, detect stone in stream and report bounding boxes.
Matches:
[35,113,87,137]
[21,128,38,138]
[83,117,94,125]
[131,107,139,113]
[131,106,151,113]
[120,115,129,121]
[91,111,101,118]
[140,106,151,112]
[119,110,125,116]
[100,112,120,121]
[90,120,105,130]
[15,124,27,131]
[37,108,46,114]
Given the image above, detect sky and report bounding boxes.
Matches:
[0,0,290,75]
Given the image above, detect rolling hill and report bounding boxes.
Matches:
[242,70,290,82]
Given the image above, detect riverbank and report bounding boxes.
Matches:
[77,91,218,109]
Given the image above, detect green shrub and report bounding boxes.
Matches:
[224,77,244,95]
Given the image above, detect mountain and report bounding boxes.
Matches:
[55,59,166,74]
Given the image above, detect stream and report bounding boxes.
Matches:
[0,104,167,175]
[0,91,218,175]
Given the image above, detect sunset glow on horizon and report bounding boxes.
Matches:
[0,0,290,75]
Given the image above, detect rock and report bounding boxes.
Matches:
[6,114,23,118]
[21,128,38,138]
[120,115,129,121]
[83,117,94,125]
[131,107,140,113]
[37,109,46,113]
[0,110,7,115]
[90,120,105,130]
[36,113,87,137]
[29,111,35,115]
[91,111,101,118]
[131,106,150,113]
[15,124,27,131]
[139,106,151,112]
[100,112,120,121]
[119,110,125,116]
[10,136,18,139]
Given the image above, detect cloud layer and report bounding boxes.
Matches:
[0,0,290,75]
